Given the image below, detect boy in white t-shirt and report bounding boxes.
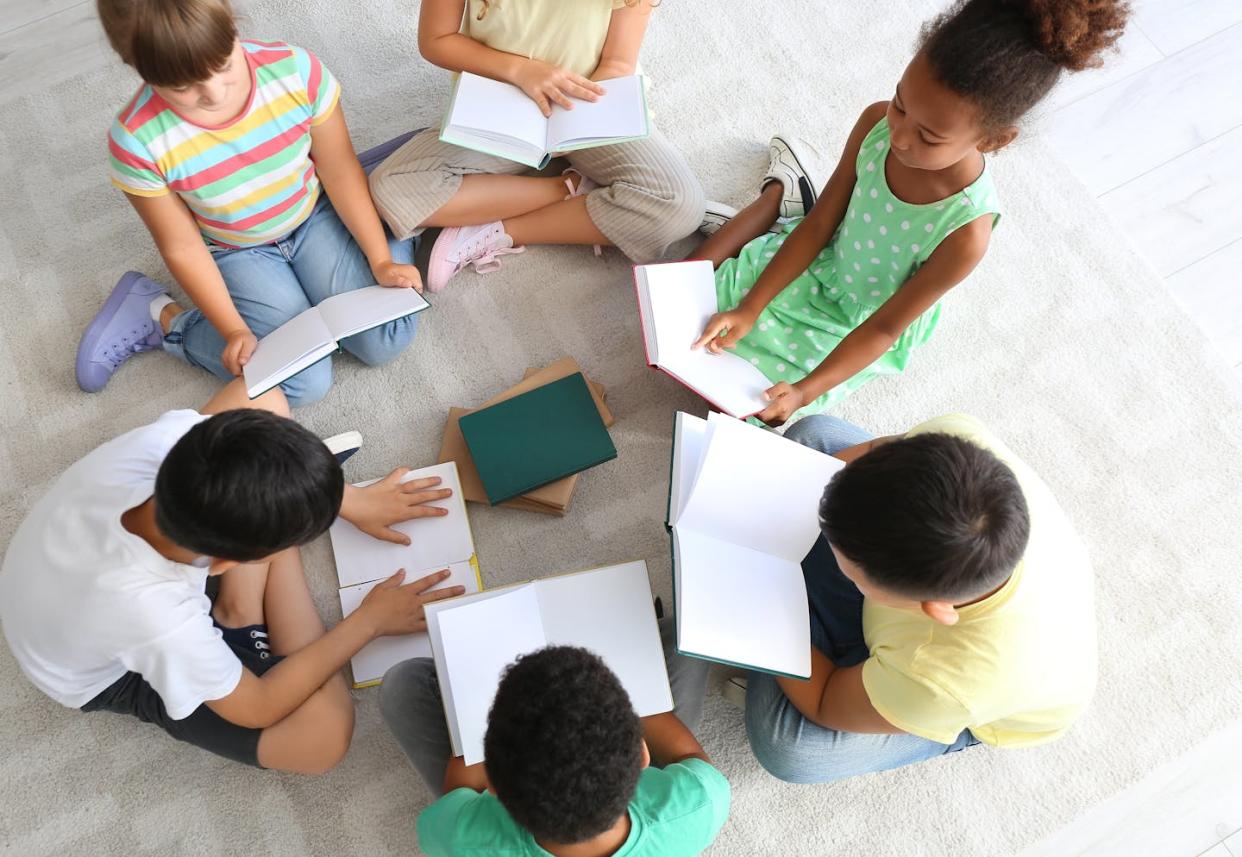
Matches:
[0,379,463,773]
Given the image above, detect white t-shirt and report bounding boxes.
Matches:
[0,410,243,720]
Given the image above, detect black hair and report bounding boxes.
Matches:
[921,0,1129,129]
[154,409,343,561]
[820,433,1031,602]
[484,646,643,845]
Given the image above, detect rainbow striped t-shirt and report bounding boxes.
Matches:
[108,40,341,249]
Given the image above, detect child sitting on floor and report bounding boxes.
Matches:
[692,0,1127,425]
[78,0,420,406]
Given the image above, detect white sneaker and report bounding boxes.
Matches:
[721,675,748,710]
[323,431,362,465]
[763,134,818,219]
[427,221,525,293]
[699,199,786,236]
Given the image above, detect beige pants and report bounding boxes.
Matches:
[367,127,706,262]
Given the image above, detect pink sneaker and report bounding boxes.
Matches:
[426,221,524,293]
[563,170,602,257]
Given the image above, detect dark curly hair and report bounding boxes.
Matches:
[155,409,343,562]
[820,433,1031,602]
[484,646,644,845]
[921,0,1129,128]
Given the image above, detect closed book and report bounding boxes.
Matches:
[459,373,617,505]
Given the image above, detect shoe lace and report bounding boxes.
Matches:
[103,327,155,368]
[450,228,525,274]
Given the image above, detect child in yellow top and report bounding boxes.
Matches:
[368,0,705,292]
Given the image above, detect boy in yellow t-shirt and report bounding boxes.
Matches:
[743,413,1097,783]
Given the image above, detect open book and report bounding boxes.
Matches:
[668,412,845,678]
[635,260,771,418]
[423,561,671,765]
[440,72,649,169]
[244,286,430,399]
[329,462,480,687]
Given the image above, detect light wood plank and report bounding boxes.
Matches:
[1162,240,1242,366]
[1135,0,1242,56]
[1043,22,1242,195]
[1044,23,1164,111]
[0,0,87,36]
[0,2,113,105]
[1099,124,1242,277]
[1018,719,1242,857]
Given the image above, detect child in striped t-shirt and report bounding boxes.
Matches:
[78,0,420,406]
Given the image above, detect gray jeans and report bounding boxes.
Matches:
[379,616,708,793]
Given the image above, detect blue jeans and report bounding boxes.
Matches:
[163,194,419,407]
[744,415,980,784]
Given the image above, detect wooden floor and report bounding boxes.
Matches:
[1,1,1240,855]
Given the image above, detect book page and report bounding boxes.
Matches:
[243,306,336,397]
[637,261,770,418]
[669,412,709,526]
[328,462,473,588]
[678,414,844,561]
[337,560,480,686]
[434,585,547,764]
[546,75,647,149]
[317,285,430,342]
[445,72,547,154]
[674,529,811,677]
[535,561,672,717]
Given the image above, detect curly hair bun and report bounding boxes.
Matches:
[1012,0,1129,70]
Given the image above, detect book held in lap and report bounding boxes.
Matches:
[667,412,845,678]
[423,561,672,765]
[635,260,770,418]
[243,286,430,399]
[440,72,649,169]
[329,461,480,687]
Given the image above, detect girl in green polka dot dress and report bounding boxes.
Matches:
[692,0,1126,426]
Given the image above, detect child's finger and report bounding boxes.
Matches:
[549,87,574,111]
[399,475,442,492]
[375,526,412,546]
[408,568,453,593]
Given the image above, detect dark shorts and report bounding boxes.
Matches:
[81,621,282,767]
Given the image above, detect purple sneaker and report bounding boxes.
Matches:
[75,272,169,393]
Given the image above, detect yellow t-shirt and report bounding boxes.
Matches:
[860,414,1097,748]
[464,0,629,79]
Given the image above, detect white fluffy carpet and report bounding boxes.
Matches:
[2,1,1241,855]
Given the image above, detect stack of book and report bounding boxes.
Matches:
[438,357,617,515]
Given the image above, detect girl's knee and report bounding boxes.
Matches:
[281,360,333,407]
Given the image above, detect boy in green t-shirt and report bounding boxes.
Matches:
[380,620,730,856]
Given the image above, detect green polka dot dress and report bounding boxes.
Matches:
[715,117,1002,420]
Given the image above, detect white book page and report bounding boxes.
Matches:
[669,412,709,526]
[317,286,430,342]
[243,306,335,397]
[446,72,548,153]
[536,562,672,716]
[679,414,844,561]
[673,529,811,677]
[546,75,647,149]
[338,560,480,686]
[434,586,547,765]
[328,462,472,588]
[637,261,770,418]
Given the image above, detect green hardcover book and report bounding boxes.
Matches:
[458,373,618,505]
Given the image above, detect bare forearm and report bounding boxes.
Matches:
[318,163,392,271]
[421,32,528,83]
[795,324,896,401]
[776,647,837,726]
[641,712,709,767]
[162,244,248,335]
[738,221,835,317]
[252,611,376,726]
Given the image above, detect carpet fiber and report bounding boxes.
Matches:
[2,1,1241,855]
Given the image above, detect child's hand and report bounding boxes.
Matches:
[348,469,452,545]
[221,328,258,376]
[693,309,756,354]
[372,259,424,292]
[358,568,465,637]
[758,381,806,426]
[513,59,605,117]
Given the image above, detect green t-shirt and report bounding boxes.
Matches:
[417,758,731,856]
